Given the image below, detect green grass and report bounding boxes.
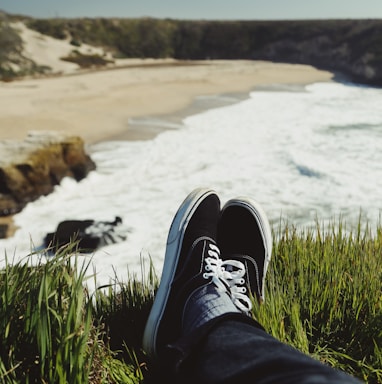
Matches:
[0,244,143,384]
[253,219,382,383]
[0,219,381,383]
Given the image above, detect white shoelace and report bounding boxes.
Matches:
[203,243,253,314]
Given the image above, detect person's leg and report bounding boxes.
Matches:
[185,318,361,384]
[143,190,362,384]
[184,197,360,383]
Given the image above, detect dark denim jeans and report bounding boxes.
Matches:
[158,314,362,384]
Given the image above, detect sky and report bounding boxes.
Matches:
[1,0,382,20]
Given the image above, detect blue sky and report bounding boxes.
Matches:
[1,0,382,20]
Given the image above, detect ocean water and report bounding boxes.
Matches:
[1,81,382,288]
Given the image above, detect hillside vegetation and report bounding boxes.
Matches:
[0,15,44,80]
[0,221,381,383]
[24,17,382,85]
[1,12,382,85]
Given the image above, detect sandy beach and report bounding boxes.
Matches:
[0,22,335,143]
[0,59,334,144]
[0,23,335,237]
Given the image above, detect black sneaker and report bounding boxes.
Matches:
[142,188,221,358]
[218,197,272,305]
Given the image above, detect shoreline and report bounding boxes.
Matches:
[0,60,334,144]
[108,79,329,143]
[0,60,334,238]
[105,60,334,143]
[106,88,252,141]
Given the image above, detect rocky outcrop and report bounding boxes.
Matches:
[44,216,126,253]
[0,132,96,217]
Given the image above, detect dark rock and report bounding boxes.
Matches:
[0,131,96,217]
[0,223,7,238]
[44,216,126,253]
[0,216,16,239]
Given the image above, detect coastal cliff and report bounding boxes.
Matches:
[248,20,382,86]
[21,17,382,87]
[0,132,95,218]
[171,19,382,86]
[1,14,382,86]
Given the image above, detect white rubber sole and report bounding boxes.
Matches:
[142,188,217,357]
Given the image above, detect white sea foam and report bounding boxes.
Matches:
[1,81,381,287]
